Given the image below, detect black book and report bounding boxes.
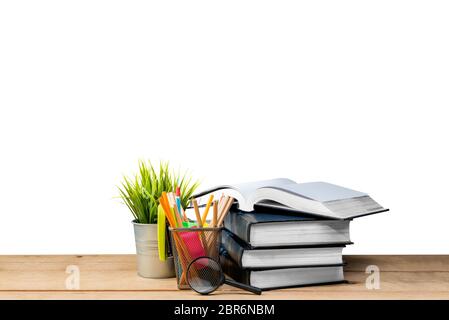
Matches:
[220,249,346,290]
[223,208,351,248]
[222,229,347,269]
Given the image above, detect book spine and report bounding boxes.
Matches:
[220,250,251,285]
[223,210,252,244]
[221,230,245,268]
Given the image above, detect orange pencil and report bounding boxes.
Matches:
[161,192,175,227]
[160,199,174,227]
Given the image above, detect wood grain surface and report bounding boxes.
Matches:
[1,255,448,300]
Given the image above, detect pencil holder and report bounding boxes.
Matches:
[169,227,222,290]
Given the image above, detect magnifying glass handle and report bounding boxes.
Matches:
[224,278,262,295]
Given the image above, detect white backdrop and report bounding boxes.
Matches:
[1,1,448,254]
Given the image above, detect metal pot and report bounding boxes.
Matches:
[132,221,175,278]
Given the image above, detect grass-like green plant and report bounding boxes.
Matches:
[118,160,200,224]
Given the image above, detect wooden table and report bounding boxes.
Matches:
[1,255,448,300]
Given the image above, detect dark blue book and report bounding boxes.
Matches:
[223,208,351,248]
[220,248,346,290]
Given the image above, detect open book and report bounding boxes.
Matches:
[194,178,387,220]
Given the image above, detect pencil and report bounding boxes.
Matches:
[160,194,193,284]
[217,197,234,226]
[192,198,203,227]
[173,202,183,228]
[167,192,173,207]
[181,207,188,222]
[162,192,177,227]
[206,202,219,251]
[201,195,214,225]
[192,198,209,252]
[212,200,218,227]
[160,193,175,228]
[218,195,229,217]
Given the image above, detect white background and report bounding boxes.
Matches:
[0,1,448,254]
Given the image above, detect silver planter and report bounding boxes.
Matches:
[132,221,175,278]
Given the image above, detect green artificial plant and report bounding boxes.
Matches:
[118,160,200,224]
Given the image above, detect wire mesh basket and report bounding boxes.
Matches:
[169,227,222,289]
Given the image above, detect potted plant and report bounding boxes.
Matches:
[118,160,199,278]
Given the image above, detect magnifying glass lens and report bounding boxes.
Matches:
[186,257,223,295]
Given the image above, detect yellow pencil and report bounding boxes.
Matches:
[192,198,209,251]
[201,195,214,225]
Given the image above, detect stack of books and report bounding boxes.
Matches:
[195,178,387,290]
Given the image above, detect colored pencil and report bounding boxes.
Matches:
[173,202,183,227]
[192,199,203,227]
[192,198,209,252]
[212,200,218,227]
[201,194,214,225]
[217,196,234,226]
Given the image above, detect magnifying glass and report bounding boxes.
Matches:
[186,256,262,295]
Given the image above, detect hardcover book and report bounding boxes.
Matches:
[220,249,345,290]
[222,229,346,269]
[194,178,387,219]
[223,209,351,248]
